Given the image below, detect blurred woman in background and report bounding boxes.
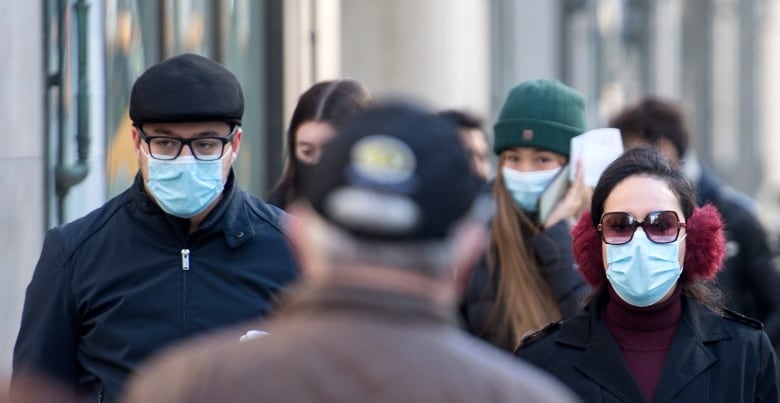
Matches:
[268,79,373,209]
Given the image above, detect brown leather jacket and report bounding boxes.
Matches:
[122,284,579,403]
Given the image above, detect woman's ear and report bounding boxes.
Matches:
[682,204,725,280]
[572,210,606,288]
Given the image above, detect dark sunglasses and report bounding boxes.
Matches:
[598,210,686,245]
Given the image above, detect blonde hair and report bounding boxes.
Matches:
[483,156,560,350]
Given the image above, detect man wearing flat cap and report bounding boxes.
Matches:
[121,102,579,403]
[12,54,298,403]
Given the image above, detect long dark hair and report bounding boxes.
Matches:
[268,79,373,208]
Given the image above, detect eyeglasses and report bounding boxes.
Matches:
[139,126,237,161]
[598,210,686,245]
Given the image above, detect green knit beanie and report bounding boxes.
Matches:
[493,79,586,157]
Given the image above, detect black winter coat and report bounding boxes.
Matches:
[460,219,590,351]
[12,173,299,402]
[696,166,780,349]
[517,293,780,402]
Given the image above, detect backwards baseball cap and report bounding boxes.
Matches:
[493,78,586,156]
[300,101,485,241]
[130,53,244,125]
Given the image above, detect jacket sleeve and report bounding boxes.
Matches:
[756,331,780,402]
[532,220,590,318]
[729,205,780,349]
[12,228,80,387]
[458,257,495,336]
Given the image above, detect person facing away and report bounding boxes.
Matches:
[4,373,76,403]
[609,96,780,349]
[119,102,581,403]
[438,109,492,181]
[517,146,780,402]
[12,53,299,403]
[460,78,591,352]
[267,78,373,209]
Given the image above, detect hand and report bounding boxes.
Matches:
[543,159,592,228]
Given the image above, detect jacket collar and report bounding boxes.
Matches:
[556,292,733,402]
[279,283,455,326]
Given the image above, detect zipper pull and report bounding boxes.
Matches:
[181,249,190,271]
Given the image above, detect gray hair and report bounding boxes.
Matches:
[312,217,456,278]
[305,195,493,279]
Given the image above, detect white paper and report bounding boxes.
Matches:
[569,128,624,187]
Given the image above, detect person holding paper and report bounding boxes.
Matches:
[460,79,591,352]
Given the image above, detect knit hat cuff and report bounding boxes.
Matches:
[493,118,582,156]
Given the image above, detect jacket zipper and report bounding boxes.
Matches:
[181,248,191,271]
[181,248,190,335]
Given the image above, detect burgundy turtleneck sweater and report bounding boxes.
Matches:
[601,285,683,402]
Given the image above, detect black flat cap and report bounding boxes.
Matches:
[129,53,244,125]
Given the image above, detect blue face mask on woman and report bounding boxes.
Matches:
[144,151,227,218]
[605,230,685,307]
[501,166,561,212]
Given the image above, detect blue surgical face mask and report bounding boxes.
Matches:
[144,150,227,218]
[501,166,561,212]
[605,230,685,307]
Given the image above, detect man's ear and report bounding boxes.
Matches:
[230,127,243,158]
[131,125,141,147]
[449,222,489,294]
[285,201,328,280]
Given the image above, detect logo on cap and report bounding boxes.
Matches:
[324,134,422,236]
[522,129,534,141]
[348,135,417,191]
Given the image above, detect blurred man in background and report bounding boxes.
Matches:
[439,109,492,181]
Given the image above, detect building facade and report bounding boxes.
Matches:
[1,0,778,377]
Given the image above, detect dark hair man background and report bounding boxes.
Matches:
[438,109,492,180]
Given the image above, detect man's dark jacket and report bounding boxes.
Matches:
[517,293,780,402]
[12,172,298,402]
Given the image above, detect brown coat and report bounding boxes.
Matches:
[122,285,579,403]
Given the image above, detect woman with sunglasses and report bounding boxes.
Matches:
[517,146,780,402]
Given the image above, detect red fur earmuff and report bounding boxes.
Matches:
[572,204,726,288]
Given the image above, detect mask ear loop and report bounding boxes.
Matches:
[680,204,725,280]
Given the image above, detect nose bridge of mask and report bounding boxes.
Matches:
[501,166,561,192]
[609,228,680,262]
[606,230,644,264]
[502,166,561,181]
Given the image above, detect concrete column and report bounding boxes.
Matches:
[0,1,44,377]
[340,0,491,120]
[757,0,780,233]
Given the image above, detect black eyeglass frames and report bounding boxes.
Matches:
[139,126,237,161]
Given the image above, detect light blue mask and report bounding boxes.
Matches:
[501,166,561,212]
[605,230,685,307]
[145,152,226,218]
